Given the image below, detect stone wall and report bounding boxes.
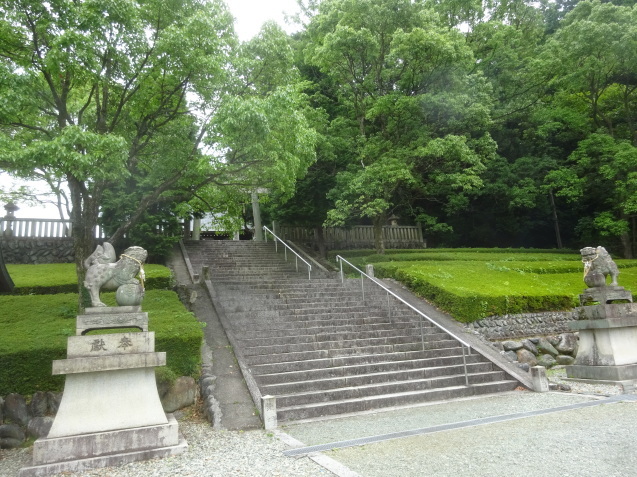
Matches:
[0,238,74,264]
[466,311,575,340]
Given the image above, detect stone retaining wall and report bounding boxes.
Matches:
[466,311,575,340]
[0,238,74,264]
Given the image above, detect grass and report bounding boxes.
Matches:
[5,262,173,294]
[0,265,202,396]
[332,249,637,322]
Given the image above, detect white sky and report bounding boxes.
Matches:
[226,0,302,41]
[0,0,303,220]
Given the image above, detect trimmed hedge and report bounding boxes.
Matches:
[4,263,173,295]
[0,289,203,396]
[338,249,637,323]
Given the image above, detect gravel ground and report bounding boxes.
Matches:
[1,367,631,477]
[0,416,332,477]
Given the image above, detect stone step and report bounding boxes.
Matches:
[227,315,423,333]
[239,333,454,357]
[249,348,470,374]
[255,355,490,385]
[260,362,498,395]
[238,321,433,340]
[243,342,463,366]
[277,381,518,421]
[276,371,510,408]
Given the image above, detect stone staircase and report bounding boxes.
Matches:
[184,240,520,422]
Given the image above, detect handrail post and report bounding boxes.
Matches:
[387,291,391,321]
[462,346,469,387]
[262,225,312,279]
[361,273,365,301]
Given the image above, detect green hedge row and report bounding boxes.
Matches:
[0,289,203,396]
[4,263,173,295]
[381,267,574,323]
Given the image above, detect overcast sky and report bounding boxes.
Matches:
[226,0,302,40]
[0,0,305,219]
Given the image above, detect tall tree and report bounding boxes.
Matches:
[301,0,495,253]
[0,1,316,291]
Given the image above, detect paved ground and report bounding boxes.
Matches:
[163,245,637,477]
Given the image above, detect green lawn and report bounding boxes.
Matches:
[333,249,637,322]
[0,265,202,396]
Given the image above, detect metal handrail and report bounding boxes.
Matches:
[263,226,312,280]
[336,255,472,386]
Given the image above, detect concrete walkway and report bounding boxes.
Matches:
[277,390,637,477]
[167,246,261,430]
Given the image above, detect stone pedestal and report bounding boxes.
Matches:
[20,307,187,477]
[566,298,637,382]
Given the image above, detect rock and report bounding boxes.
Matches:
[502,350,518,362]
[556,333,578,354]
[491,342,504,352]
[537,337,559,357]
[161,376,197,413]
[46,392,62,415]
[517,363,530,372]
[537,354,557,368]
[27,416,54,439]
[556,355,575,365]
[529,338,539,344]
[0,423,26,449]
[29,391,48,417]
[521,339,538,355]
[547,335,560,346]
[502,340,523,351]
[516,349,538,367]
[4,393,28,427]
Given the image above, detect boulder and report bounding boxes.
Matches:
[502,340,523,351]
[537,337,559,357]
[537,354,557,368]
[27,416,54,439]
[556,333,578,355]
[556,355,575,365]
[161,376,197,413]
[516,349,538,367]
[547,335,560,346]
[516,362,531,372]
[46,392,62,415]
[502,350,518,362]
[491,342,504,352]
[4,393,28,427]
[521,339,538,355]
[0,423,25,449]
[29,391,48,417]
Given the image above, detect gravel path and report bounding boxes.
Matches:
[0,417,332,477]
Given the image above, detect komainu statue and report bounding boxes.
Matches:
[83,242,147,307]
[581,246,620,288]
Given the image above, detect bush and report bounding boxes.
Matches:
[5,263,173,295]
[0,288,203,396]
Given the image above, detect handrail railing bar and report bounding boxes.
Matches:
[462,346,469,386]
[263,225,312,280]
[335,255,472,350]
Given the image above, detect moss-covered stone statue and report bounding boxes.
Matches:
[83,242,147,307]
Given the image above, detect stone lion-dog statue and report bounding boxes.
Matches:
[83,242,148,307]
[580,246,620,288]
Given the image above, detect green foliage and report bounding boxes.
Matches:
[336,248,637,322]
[5,263,172,295]
[0,289,203,395]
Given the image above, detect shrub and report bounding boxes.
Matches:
[0,289,203,396]
[5,263,172,295]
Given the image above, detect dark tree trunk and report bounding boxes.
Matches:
[373,215,386,255]
[314,226,327,259]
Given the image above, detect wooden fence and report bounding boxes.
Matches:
[278,225,426,250]
[0,218,105,239]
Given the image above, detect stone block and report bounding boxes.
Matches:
[66,332,154,357]
[160,377,197,413]
[4,393,28,427]
[530,366,549,392]
[76,311,148,335]
[52,352,166,375]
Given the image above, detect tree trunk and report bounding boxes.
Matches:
[621,231,634,259]
[68,177,100,311]
[373,215,386,255]
[314,226,327,259]
[548,189,563,249]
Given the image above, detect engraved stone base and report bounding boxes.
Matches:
[566,364,637,382]
[19,415,187,477]
[579,286,632,306]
